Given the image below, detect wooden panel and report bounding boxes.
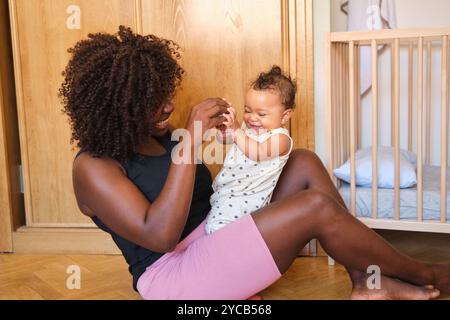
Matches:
[9,0,135,226]
[290,0,315,151]
[13,227,120,254]
[0,0,24,252]
[0,67,13,252]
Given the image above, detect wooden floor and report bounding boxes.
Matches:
[0,230,449,300]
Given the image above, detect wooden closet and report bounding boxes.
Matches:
[1,0,314,254]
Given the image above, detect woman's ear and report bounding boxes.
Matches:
[281,109,293,125]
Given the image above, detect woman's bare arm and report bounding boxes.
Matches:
[73,99,229,253]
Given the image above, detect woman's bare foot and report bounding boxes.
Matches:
[350,274,440,300]
[431,264,450,294]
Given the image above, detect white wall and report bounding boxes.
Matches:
[332,0,450,31]
[330,0,346,32]
[326,0,450,165]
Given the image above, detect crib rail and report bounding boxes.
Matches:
[326,27,450,233]
[330,27,450,44]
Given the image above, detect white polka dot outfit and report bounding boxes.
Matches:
[205,126,293,234]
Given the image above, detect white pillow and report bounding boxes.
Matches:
[333,146,417,188]
[399,148,418,167]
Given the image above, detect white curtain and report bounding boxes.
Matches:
[341,0,397,96]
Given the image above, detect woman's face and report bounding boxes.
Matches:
[151,100,175,136]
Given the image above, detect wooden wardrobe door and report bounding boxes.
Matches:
[0,0,23,251]
[10,0,136,227]
[140,0,283,177]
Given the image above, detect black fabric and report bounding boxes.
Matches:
[76,130,213,291]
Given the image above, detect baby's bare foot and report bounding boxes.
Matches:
[351,275,440,300]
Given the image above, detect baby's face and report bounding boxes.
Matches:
[243,89,292,134]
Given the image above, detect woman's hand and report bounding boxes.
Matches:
[185,98,230,147]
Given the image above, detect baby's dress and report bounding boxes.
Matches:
[205,126,293,234]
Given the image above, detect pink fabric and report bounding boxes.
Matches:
[136,215,281,300]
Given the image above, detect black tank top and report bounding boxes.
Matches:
[76,131,213,291]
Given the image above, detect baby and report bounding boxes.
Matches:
[205,66,296,234]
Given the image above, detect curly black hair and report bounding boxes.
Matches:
[59,25,184,161]
[252,65,297,109]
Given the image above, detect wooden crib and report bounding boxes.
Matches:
[326,27,450,236]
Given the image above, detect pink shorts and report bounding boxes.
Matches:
[136,214,281,300]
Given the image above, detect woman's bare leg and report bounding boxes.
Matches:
[253,188,449,294]
[263,149,447,298]
[271,149,393,286]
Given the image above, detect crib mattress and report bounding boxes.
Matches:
[338,165,450,221]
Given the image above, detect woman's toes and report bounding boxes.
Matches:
[426,287,440,299]
[412,286,440,300]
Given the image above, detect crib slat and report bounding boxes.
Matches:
[341,44,346,166]
[342,43,346,166]
[426,42,432,165]
[394,38,401,220]
[356,45,361,149]
[441,36,448,224]
[345,44,350,164]
[391,41,395,147]
[349,41,356,217]
[408,43,414,152]
[326,38,334,182]
[339,44,342,173]
[336,44,342,167]
[329,42,336,177]
[417,37,424,222]
[333,44,338,167]
[371,40,378,219]
[336,44,341,174]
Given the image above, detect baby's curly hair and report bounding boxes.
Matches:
[252,65,296,109]
[59,26,184,161]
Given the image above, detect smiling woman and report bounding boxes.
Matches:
[62,26,233,293]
